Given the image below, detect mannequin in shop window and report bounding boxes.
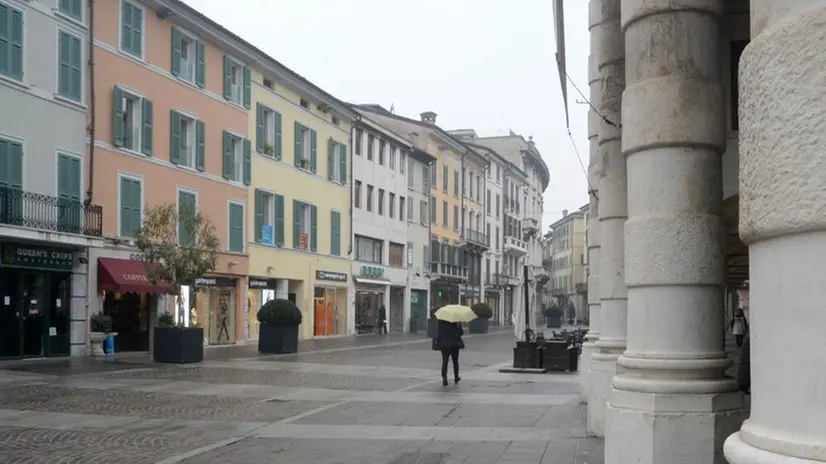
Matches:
[218,296,230,342]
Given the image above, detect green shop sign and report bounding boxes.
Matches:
[360,265,385,278]
[1,243,75,270]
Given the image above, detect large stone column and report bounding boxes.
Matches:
[588,0,625,439]
[579,2,602,405]
[725,2,826,463]
[605,1,744,462]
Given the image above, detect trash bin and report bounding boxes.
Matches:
[104,334,115,355]
[568,346,580,372]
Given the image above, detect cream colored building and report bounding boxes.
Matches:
[547,206,587,319]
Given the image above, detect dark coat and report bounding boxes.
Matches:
[378,306,387,322]
[435,320,465,350]
[737,331,750,394]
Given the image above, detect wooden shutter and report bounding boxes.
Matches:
[229,203,244,252]
[292,200,301,249]
[195,41,206,88]
[112,87,123,147]
[293,122,303,167]
[327,139,334,180]
[222,131,232,179]
[310,204,317,252]
[256,103,264,151]
[339,143,347,184]
[195,120,205,171]
[243,67,251,109]
[274,111,282,160]
[169,110,180,164]
[254,189,264,243]
[274,194,285,246]
[309,129,317,173]
[243,139,252,185]
[141,98,153,156]
[222,56,232,99]
[171,28,181,76]
[330,210,341,256]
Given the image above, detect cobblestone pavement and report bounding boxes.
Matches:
[0,331,604,464]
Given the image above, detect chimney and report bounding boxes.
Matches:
[528,135,535,145]
[421,111,437,124]
[562,209,569,217]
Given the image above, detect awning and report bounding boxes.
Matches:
[353,276,391,286]
[552,0,569,129]
[98,258,175,294]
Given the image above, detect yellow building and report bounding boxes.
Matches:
[245,67,357,341]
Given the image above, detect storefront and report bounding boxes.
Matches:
[247,277,277,341]
[314,270,348,337]
[185,276,239,346]
[409,289,428,332]
[353,265,391,334]
[0,242,78,359]
[486,290,501,325]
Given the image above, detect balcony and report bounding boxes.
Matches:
[493,272,519,287]
[430,261,468,282]
[463,228,489,250]
[522,217,539,233]
[1,186,103,237]
[503,235,527,256]
[533,265,549,279]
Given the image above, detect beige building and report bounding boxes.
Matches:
[546,205,587,319]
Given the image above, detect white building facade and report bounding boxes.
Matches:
[404,147,435,331]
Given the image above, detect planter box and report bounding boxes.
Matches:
[546,317,563,328]
[258,324,299,354]
[543,340,571,371]
[513,341,542,369]
[468,318,489,334]
[153,327,204,364]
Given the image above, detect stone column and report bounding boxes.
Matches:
[275,279,289,300]
[582,0,602,423]
[589,0,625,439]
[605,1,744,462]
[725,2,826,463]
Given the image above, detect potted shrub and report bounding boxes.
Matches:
[544,305,564,328]
[153,312,204,364]
[258,299,302,354]
[89,312,112,357]
[469,303,494,334]
[263,144,274,155]
[299,158,310,169]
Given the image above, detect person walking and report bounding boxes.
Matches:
[434,320,464,386]
[730,308,747,348]
[377,305,388,335]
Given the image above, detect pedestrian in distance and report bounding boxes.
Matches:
[730,308,747,348]
[433,319,464,386]
[377,305,388,335]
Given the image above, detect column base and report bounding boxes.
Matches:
[724,431,823,464]
[587,353,618,437]
[579,342,598,403]
[606,388,745,464]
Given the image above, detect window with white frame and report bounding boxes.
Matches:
[177,32,196,82]
[115,88,145,153]
[400,152,406,174]
[226,133,244,183]
[407,199,414,222]
[389,145,396,170]
[227,59,244,104]
[356,235,383,264]
[177,113,196,168]
[260,107,275,152]
[296,202,311,249]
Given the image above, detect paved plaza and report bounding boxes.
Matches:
[0,331,603,463]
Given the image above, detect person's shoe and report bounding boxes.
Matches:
[442,377,449,386]
[454,376,461,384]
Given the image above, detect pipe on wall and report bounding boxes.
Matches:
[84,0,96,205]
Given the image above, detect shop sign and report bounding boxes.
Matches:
[249,277,277,289]
[194,276,236,288]
[360,265,384,279]
[1,243,74,270]
[315,270,347,282]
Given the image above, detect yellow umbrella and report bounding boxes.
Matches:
[434,304,478,323]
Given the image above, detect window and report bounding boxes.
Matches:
[407,198,414,222]
[495,226,500,250]
[367,134,374,160]
[430,196,436,223]
[496,194,500,218]
[330,210,341,256]
[58,31,82,102]
[356,235,382,264]
[300,98,310,109]
[327,139,347,184]
[388,193,395,218]
[57,153,82,232]
[496,164,501,182]
[378,189,385,215]
[487,189,492,214]
[399,196,405,221]
[228,202,244,253]
[223,56,250,108]
[170,111,204,171]
[407,242,414,267]
[0,2,21,80]
[253,189,285,246]
[486,223,491,246]
[454,170,459,196]
[453,205,459,231]
[400,152,406,174]
[477,176,482,201]
[442,165,448,193]
[113,87,153,155]
[256,104,282,159]
[366,185,374,212]
[59,0,83,20]
[420,200,427,224]
[177,189,197,246]
[332,116,339,126]
[293,123,317,172]
[263,78,274,89]
[355,128,363,155]
[119,175,142,238]
[119,0,143,58]
[354,180,362,208]
[429,164,436,188]
[379,140,386,165]
[442,200,448,227]
[389,145,395,170]
[172,29,205,86]
[408,158,414,187]
[222,131,251,184]
[469,173,474,198]
[389,243,404,268]
[423,244,429,268]
[292,200,317,252]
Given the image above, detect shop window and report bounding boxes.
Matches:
[389,242,405,268]
[314,287,347,336]
[356,235,383,264]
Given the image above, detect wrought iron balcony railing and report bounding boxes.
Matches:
[1,186,103,237]
[430,261,468,280]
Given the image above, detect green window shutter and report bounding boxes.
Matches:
[243,67,251,109]
[274,111,282,160]
[120,1,131,52]
[195,120,205,171]
[177,191,196,246]
[229,203,244,253]
[243,139,252,185]
[254,189,263,243]
[339,143,347,184]
[274,194,284,246]
[69,33,81,100]
[171,28,181,76]
[310,129,317,173]
[255,103,264,151]
[119,177,131,237]
[141,98,153,156]
[221,131,231,179]
[112,87,124,147]
[2,140,23,189]
[58,32,71,97]
[131,4,142,57]
[292,200,301,249]
[59,0,82,20]
[195,41,206,88]
[6,7,22,80]
[330,211,341,256]
[169,110,180,164]
[293,122,303,167]
[222,56,232,99]
[327,139,334,180]
[309,204,318,252]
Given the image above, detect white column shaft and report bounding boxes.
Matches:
[725,2,826,463]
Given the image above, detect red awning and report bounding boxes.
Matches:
[97,258,175,294]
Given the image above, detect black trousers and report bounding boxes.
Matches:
[735,334,744,348]
[440,348,460,379]
[378,320,387,334]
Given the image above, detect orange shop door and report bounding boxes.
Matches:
[314,298,334,336]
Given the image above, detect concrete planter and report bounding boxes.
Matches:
[88,332,107,357]
[258,324,299,354]
[153,327,204,364]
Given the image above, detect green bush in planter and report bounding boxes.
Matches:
[90,312,112,333]
[544,306,563,319]
[471,302,494,319]
[258,299,303,326]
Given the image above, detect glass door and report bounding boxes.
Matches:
[0,269,21,358]
[21,272,47,357]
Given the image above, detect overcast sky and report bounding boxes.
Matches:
[186,0,590,228]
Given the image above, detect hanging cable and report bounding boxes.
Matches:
[567,129,599,202]
[564,69,621,129]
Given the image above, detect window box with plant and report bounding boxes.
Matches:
[469,302,494,334]
[153,312,204,364]
[257,299,302,354]
[89,312,114,357]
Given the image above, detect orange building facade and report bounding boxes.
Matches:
[86,0,252,351]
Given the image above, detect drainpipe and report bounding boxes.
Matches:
[84,0,96,206]
[460,152,466,305]
[348,117,357,257]
[427,158,434,311]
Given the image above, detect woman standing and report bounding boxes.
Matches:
[435,320,465,386]
[730,309,747,348]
